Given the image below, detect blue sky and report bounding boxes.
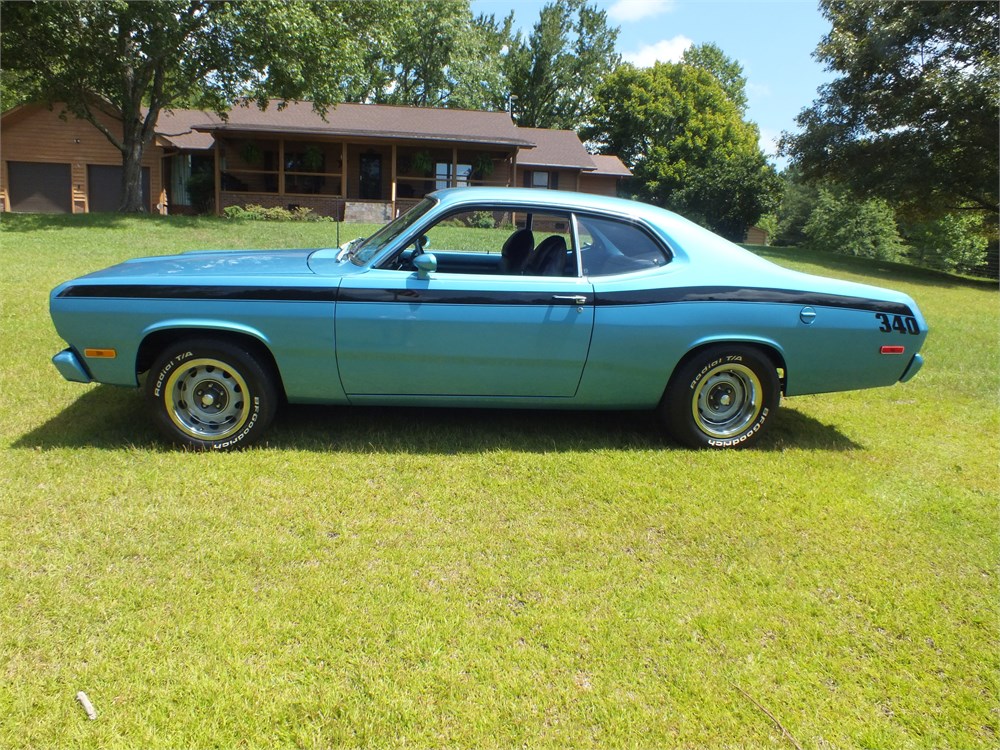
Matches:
[471,0,835,165]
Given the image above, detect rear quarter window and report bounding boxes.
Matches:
[576,214,670,276]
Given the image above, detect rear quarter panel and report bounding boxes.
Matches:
[578,266,928,406]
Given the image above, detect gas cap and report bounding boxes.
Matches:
[800,307,817,325]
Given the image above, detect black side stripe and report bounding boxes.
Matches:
[57,283,913,317]
[595,286,915,316]
[58,285,339,302]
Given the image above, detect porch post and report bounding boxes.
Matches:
[451,147,458,188]
[213,138,221,216]
[340,142,347,198]
[278,138,285,197]
[390,143,397,216]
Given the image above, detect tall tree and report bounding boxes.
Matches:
[681,42,747,114]
[505,0,620,129]
[1,0,379,212]
[585,62,780,240]
[366,0,470,107]
[346,2,513,111]
[779,0,999,221]
[446,12,515,111]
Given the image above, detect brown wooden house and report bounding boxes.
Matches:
[0,100,631,219]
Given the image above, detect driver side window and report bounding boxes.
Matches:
[395,207,576,277]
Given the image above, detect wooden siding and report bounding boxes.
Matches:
[744,226,769,245]
[514,166,583,192]
[577,172,621,197]
[1,105,165,213]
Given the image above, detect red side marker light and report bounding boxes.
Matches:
[880,345,905,355]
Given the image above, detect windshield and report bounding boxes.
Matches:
[351,198,437,265]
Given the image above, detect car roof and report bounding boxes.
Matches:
[429,186,674,224]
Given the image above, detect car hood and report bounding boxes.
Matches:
[73,248,322,280]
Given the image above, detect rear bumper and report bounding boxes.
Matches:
[53,348,93,383]
[899,353,924,383]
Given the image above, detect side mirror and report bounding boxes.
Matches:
[414,252,437,279]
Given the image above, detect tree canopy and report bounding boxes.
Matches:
[504,0,620,130]
[1,0,382,211]
[681,42,748,114]
[342,1,512,111]
[779,0,999,221]
[585,62,780,240]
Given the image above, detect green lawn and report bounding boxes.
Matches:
[1,213,996,749]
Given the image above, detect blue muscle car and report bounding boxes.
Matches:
[49,188,927,450]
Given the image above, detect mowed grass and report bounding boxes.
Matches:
[0,213,996,749]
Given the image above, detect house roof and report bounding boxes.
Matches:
[515,127,597,171]
[588,154,632,177]
[190,100,535,149]
[155,108,220,150]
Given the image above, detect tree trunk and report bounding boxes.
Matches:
[118,135,149,214]
[119,134,146,213]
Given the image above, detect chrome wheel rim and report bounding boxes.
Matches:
[164,358,250,440]
[691,363,763,439]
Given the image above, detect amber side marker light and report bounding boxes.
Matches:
[880,345,905,355]
[83,348,117,359]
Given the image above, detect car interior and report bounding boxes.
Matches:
[382,206,668,278]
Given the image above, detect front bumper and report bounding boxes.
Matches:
[52,348,93,383]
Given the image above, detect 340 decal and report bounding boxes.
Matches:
[875,313,920,335]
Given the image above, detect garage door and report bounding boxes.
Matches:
[88,165,151,212]
[8,162,72,213]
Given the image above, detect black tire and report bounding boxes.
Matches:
[146,338,277,450]
[661,345,780,449]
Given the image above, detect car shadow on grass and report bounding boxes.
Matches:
[14,385,862,453]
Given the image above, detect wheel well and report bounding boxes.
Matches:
[136,328,286,396]
[669,341,787,394]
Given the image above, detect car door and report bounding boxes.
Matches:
[335,211,595,399]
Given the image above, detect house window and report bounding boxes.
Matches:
[523,170,559,189]
[436,162,472,190]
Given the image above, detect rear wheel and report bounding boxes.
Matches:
[146,339,277,450]
[661,345,780,449]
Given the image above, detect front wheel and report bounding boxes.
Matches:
[661,346,780,449]
[146,339,277,450]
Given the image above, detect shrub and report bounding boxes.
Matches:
[468,211,496,229]
[906,213,989,275]
[185,166,215,214]
[804,188,905,261]
[222,204,327,222]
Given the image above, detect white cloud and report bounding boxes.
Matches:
[747,81,772,98]
[758,127,781,156]
[623,36,694,67]
[608,0,676,22]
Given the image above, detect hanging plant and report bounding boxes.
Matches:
[472,153,495,180]
[411,150,434,176]
[240,141,262,166]
[302,145,324,173]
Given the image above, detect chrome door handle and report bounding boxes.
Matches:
[552,295,587,305]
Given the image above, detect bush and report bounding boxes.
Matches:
[905,213,989,275]
[468,211,496,229]
[804,188,905,261]
[185,166,215,214]
[222,204,327,222]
